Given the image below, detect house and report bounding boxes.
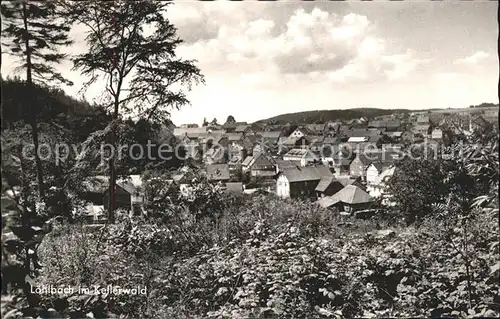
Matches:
[416,115,430,124]
[323,136,340,146]
[305,124,326,135]
[384,120,401,131]
[366,160,395,185]
[315,145,340,167]
[367,120,386,129]
[203,146,227,165]
[283,148,319,167]
[347,136,370,143]
[288,127,315,139]
[412,124,430,137]
[276,165,333,198]
[308,136,325,151]
[332,151,356,177]
[385,131,403,140]
[173,126,208,138]
[280,135,310,151]
[82,204,107,224]
[82,175,145,217]
[241,152,277,180]
[336,176,366,191]
[349,153,372,181]
[179,123,199,128]
[275,159,299,172]
[315,176,344,198]
[234,124,252,134]
[317,185,374,212]
[367,166,396,202]
[224,182,244,194]
[222,121,248,133]
[206,164,231,182]
[431,127,443,140]
[255,131,281,151]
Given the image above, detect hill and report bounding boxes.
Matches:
[254,108,412,125]
[254,104,499,125]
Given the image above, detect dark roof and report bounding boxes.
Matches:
[284,148,317,158]
[336,176,361,187]
[323,137,340,145]
[344,128,382,138]
[275,160,299,171]
[315,176,335,192]
[281,165,332,183]
[206,164,230,181]
[234,125,250,132]
[318,185,373,207]
[259,131,282,139]
[247,153,276,169]
[305,124,326,132]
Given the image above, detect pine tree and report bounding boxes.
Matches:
[1,1,73,200]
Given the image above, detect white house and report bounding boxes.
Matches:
[365,162,391,185]
[366,166,396,205]
[276,165,332,198]
[283,148,319,167]
[288,128,307,138]
[431,128,443,140]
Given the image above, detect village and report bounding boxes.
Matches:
[81,106,499,223]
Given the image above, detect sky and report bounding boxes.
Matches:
[1,1,498,126]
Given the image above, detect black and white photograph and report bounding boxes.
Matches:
[1,0,499,318]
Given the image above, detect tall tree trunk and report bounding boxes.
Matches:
[22,2,45,201]
[108,99,119,223]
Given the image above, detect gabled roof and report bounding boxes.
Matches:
[292,126,316,136]
[332,152,356,166]
[173,127,208,137]
[242,156,254,166]
[281,165,332,183]
[344,128,381,138]
[305,124,326,132]
[259,131,282,139]
[336,176,362,187]
[318,185,373,208]
[315,176,337,192]
[246,153,276,169]
[235,125,250,132]
[275,160,299,171]
[373,166,396,185]
[282,136,307,146]
[284,148,318,159]
[226,133,244,141]
[82,175,143,194]
[206,164,230,181]
[225,182,243,193]
[307,135,325,146]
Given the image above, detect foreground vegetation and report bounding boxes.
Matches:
[2,125,499,318]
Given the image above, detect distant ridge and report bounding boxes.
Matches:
[254,108,410,125]
[254,104,499,125]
